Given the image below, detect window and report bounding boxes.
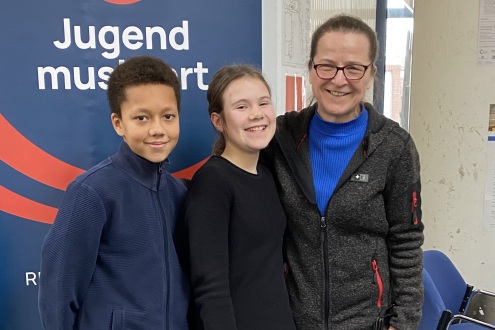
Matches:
[385,0,414,130]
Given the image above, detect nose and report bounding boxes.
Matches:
[331,68,348,85]
[149,119,166,136]
[249,106,264,120]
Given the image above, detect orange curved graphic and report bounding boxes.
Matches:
[172,157,209,180]
[0,185,58,224]
[104,0,140,4]
[0,114,85,191]
[0,114,209,224]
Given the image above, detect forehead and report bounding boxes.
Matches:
[223,77,270,101]
[121,84,178,114]
[314,31,371,62]
[124,84,176,101]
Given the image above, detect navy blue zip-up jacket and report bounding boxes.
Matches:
[39,142,190,329]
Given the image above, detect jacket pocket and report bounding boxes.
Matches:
[111,308,123,330]
[371,259,383,307]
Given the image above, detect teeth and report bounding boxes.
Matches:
[246,126,266,131]
[330,91,346,96]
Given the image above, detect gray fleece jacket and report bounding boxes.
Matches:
[261,103,424,330]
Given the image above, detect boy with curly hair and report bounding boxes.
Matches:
[39,56,191,329]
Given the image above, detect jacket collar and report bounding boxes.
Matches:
[282,102,389,140]
[274,102,395,206]
[111,141,170,192]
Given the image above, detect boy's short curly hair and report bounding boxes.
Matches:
[107,55,181,117]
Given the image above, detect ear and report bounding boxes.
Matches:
[210,112,224,133]
[111,113,125,137]
[308,68,316,85]
[370,64,377,78]
[366,65,377,90]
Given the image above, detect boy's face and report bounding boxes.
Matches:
[111,84,179,163]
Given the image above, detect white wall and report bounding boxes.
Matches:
[262,0,376,114]
[262,1,284,115]
[263,0,310,115]
[410,0,495,289]
[264,0,495,290]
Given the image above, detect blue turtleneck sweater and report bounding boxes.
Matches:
[309,106,368,215]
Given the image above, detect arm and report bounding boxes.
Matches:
[185,168,237,330]
[384,135,424,329]
[38,180,105,329]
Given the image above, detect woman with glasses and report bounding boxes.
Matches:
[261,14,423,330]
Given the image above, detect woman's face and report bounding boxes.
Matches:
[309,31,376,123]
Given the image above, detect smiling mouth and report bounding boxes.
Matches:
[329,90,348,96]
[245,125,267,132]
[147,141,167,147]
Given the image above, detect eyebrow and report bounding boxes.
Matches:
[132,106,178,114]
[314,59,367,65]
[232,95,271,104]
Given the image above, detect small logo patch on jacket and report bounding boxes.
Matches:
[350,173,369,182]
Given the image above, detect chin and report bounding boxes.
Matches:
[145,155,169,163]
[251,141,271,151]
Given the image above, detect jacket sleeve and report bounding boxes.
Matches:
[259,112,291,171]
[185,167,238,330]
[384,134,424,329]
[38,180,105,329]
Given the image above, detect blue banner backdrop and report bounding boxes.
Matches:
[0,0,261,328]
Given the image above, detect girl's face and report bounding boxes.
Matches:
[211,76,275,158]
[309,31,376,123]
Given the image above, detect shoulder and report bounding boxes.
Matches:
[257,162,274,178]
[276,104,315,130]
[192,157,228,178]
[164,170,188,188]
[65,153,145,201]
[160,172,190,203]
[383,120,417,154]
[72,156,115,187]
[188,157,231,190]
[185,157,233,205]
[53,166,112,228]
[365,103,415,148]
[175,177,191,189]
[56,158,113,203]
[270,105,316,152]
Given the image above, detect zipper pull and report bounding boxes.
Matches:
[412,191,418,225]
[372,259,378,283]
[320,216,326,228]
[361,138,368,158]
[371,259,383,307]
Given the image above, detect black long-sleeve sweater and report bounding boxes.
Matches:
[185,156,296,330]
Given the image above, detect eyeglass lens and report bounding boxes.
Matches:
[316,65,367,80]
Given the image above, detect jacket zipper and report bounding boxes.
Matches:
[371,259,383,307]
[157,163,171,329]
[321,216,329,330]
